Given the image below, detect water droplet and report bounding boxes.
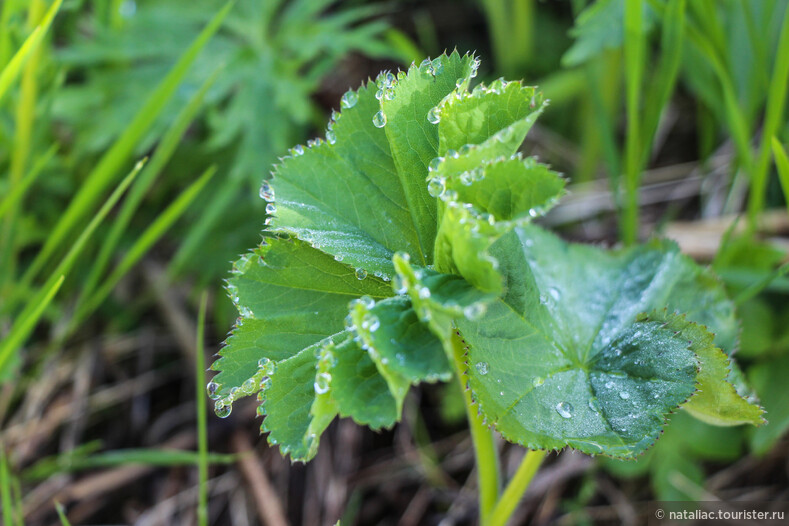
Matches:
[463,302,486,320]
[355,268,367,280]
[475,362,489,375]
[549,287,561,301]
[257,357,270,370]
[427,107,441,124]
[427,178,446,198]
[215,400,232,418]
[428,157,443,172]
[265,203,276,215]
[242,377,257,394]
[375,89,384,100]
[619,391,630,400]
[605,381,615,389]
[206,381,221,400]
[256,404,266,417]
[259,182,274,202]
[431,58,444,74]
[393,274,407,294]
[341,90,358,109]
[314,372,331,394]
[532,377,544,387]
[446,149,459,159]
[588,398,600,412]
[292,144,304,156]
[372,110,387,128]
[326,130,336,144]
[556,401,574,419]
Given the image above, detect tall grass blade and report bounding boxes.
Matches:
[75,166,216,325]
[0,0,61,102]
[78,68,221,307]
[0,145,56,219]
[641,0,685,165]
[20,1,234,287]
[0,275,63,376]
[196,292,209,526]
[748,7,789,225]
[0,449,13,526]
[0,162,143,374]
[772,137,789,215]
[55,501,72,526]
[622,0,645,245]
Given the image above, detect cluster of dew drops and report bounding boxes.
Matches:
[206,357,277,419]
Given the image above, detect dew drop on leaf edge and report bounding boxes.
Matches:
[373,110,387,128]
[341,90,358,109]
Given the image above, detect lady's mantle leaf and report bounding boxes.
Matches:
[265,52,477,278]
[454,226,763,458]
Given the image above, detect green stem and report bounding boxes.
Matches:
[487,449,547,526]
[449,331,500,522]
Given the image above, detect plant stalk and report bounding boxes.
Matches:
[486,449,547,526]
[449,331,500,522]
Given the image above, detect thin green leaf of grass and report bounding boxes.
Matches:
[735,263,789,305]
[20,0,234,289]
[640,0,685,166]
[0,0,61,102]
[73,166,216,326]
[23,448,236,481]
[772,137,789,215]
[77,67,222,308]
[0,162,143,374]
[0,274,63,376]
[0,144,56,219]
[55,501,72,526]
[622,0,645,245]
[196,292,209,526]
[1,0,48,285]
[0,449,13,526]
[748,8,789,226]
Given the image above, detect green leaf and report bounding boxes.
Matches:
[213,238,392,399]
[267,52,477,277]
[443,225,761,458]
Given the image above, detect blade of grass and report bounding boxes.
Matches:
[0,275,63,376]
[169,176,242,278]
[0,144,56,219]
[0,0,61,102]
[0,449,13,526]
[622,0,645,245]
[640,0,685,166]
[55,501,72,526]
[73,166,216,329]
[196,291,209,526]
[1,0,48,287]
[748,7,789,226]
[20,1,234,289]
[735,263,789,305]
[11,474,23,526]
[77,67,222,308]
[772,137,789,215]
[24,449,236,481]
[0,162,143,373]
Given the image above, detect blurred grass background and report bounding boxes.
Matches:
[0,0,788,524]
